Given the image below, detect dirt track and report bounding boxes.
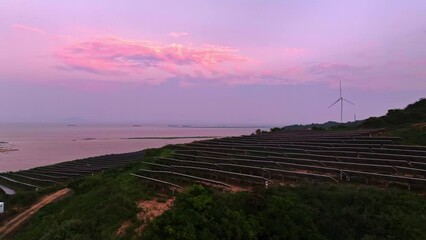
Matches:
[0,188,71,239]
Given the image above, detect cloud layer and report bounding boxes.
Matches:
[55,37,248,84]
[11,24,46,35]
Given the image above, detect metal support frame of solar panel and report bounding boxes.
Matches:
[143,161,271,185]
[176,146,426,171]
[171,155,272,167]
[0,175,43,190]
[38,166,98,174]
[137,169,232,188]
[215,132,392,142]
[219,136,398,142]
[230,131,374,139]
[193,141,385,150]
[174,151,270,161]
[265,156,401,175]
[383,144,426,151]
[343,170,426,190]
[54,161,126,168]
[273,153,425,169]
[131,173,183,190]
[174,149,426,179]
[33,166,104,174]
[369,148,426,156]
[1,173,59,186]
[186,141,383,151]
[161,155,344,177]
[39,161,133,173]
[28,169,84,177]
[202,136,396,147]
[48,163,112,171]
[181,146,425,168]
[175,146,287,158]
[0,150,144,193]
[189,141,390,153]
[158,154,344,184]
[223,135,396,142]
[206,162,343,182]
[168,156,425,188]
[156,158,269,175]
[209,138,393,145]
[173,153,426,187]
[169,153,411,179]
[186,143,367,157]
[17,172,73,181]
[156,157,221,168]
[192,142,415,156]
[357,152,426,162]
[174,150,410,169]
[186,142,426,161]
[168,165,272,185]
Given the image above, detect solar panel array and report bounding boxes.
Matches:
[133,129,426,192]
[1,129,425,194]
[0,151,144,192]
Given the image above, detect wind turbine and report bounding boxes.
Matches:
[328,81,354,123]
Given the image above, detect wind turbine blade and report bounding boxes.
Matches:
[328,99,340,108]
[340,81,342,98]
[343,98,355,105]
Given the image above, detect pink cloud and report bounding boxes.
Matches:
[169,32,189,38]
[53,37,319,86]
[51,37,405,89]
[55,37,247,82]
[11,24,46,35]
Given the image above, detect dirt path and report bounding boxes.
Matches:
[0,188,71,239]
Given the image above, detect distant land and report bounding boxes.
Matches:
[276,98,426,131]
[168,124,272,129]
[1,98,426,240]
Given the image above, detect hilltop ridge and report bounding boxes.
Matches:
[273,98,426,131]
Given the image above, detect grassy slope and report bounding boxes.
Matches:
[143,185,426,240]
[10,147,426,240]
[10,147,173,240]
[7,99,426,239]
[361,98,426,129]
[0,185,60,226]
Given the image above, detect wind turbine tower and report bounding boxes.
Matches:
[328,81,355,123]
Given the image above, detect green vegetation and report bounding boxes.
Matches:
[361,98,426,128]
[0,190,37,223]
[388,127,426,146]
[11,166,426,240]
[0,185,59,225]
[4,99,426,239]
[361,98,426,145]
[143,184,426,240]
[273,98,426,132]
[282,120,364,131]
[8,147,173,240]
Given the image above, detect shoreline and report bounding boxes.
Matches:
[0,136,224,173]
[0,148,18,153]
[123,136,219,140]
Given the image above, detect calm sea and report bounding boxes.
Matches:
[0,123,259,172]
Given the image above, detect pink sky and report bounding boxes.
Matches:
[1,0,425,125]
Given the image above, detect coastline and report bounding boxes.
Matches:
[0,124,258,173]
[0,149,18,153]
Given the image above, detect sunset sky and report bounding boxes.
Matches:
[1,0,425,125]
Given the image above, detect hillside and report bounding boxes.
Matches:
[1,99,426,240]
[361,98,426,128]
[277,98,426,131]
[10,148,426,240]
[281,120,364,130]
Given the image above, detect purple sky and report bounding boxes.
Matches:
[1,0,425,126]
